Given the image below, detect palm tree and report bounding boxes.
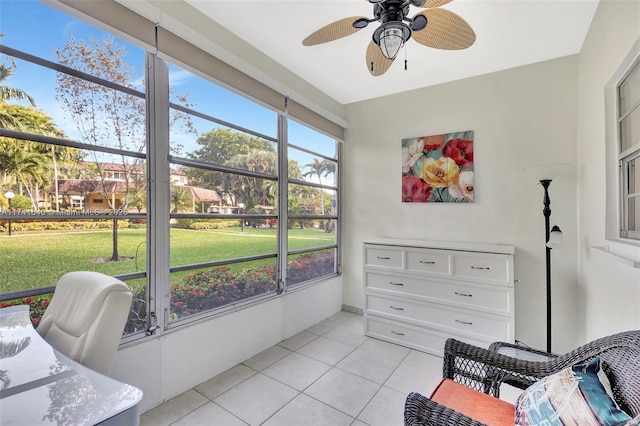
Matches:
[222,150,277,209]
[303,158,335,215]
[20,108,74,211]
[170,186,193,213]
[0,40,36,128]
[0,103,74,209]
[0,142,49,209]
[0,62,35,106]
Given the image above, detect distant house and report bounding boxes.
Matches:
[49,179,130,211]
[170,168,189,186]
[49,168,222,213]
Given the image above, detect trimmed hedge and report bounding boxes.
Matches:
[188,221,240,230]
[0,220,130,233]
[171,218,240,230]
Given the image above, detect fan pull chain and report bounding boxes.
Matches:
[404,46,408,71]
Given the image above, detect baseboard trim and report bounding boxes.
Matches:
[342,304,363,315]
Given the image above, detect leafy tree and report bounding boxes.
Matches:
[187,129,275,198]
[54,33,193,260]
[190,128,273,165]
[55,34,143,261]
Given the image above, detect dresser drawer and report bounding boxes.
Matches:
[453,253,512,286]
[406,250,451,275]
[365,272,430,298]
[364,316,489,356]
[366,295,513,343]
[365,272,513,316]
[364,246,404,269]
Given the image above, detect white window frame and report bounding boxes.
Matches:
[605,36,640,246]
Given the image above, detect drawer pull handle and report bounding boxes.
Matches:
[390,305,404,311]
[377,256,391,260]
[389,282,404,286]
[419,260,436,265]
[391,330,405,336]
[455,319,473,325]
[455,292,473,297]
[471,266,490,270]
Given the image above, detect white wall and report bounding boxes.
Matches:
[109,278,342,412]
[575,0,640,343]
[343,56,580,353]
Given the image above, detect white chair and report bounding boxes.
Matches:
[37,271,133,376]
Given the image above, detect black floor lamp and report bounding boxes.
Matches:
[526,163,567,354]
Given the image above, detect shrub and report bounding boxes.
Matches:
[7,251,336,332]
[167,251,335,320]
[288,251,335,285]
[7,194,32,210]
[169,265,277,319]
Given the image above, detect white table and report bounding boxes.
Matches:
[0,305,143,425]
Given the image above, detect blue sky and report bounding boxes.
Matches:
[0,0,336,170]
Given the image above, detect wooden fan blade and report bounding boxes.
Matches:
[302,16,368,46]
[411,9,476,50]
[420,0,453,9]
[366,41,394,76]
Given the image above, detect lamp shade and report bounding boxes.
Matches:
[379,28,404,59]
[5,191,15,200]
[546,225,563,249]
[373,22,411,60]
[523,163,569,182]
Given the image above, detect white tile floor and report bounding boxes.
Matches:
[140,311,522,426]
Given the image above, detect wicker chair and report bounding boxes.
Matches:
[404,330,640,426]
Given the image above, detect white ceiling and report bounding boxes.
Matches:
[186,0,598,104]
[180,0,599,105]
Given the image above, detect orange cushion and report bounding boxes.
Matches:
[430,379,515,426]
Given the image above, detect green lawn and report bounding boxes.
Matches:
[0,226,334,294]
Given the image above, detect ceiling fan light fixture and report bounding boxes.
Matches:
[373,22,411,60]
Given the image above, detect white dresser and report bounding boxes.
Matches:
[363,238,515,356]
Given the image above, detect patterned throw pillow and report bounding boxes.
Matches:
[514,357,632,426]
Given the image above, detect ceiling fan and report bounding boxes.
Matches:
[302,0,476,76]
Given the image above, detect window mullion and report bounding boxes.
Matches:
[147,52,171,334]
[277,114,289,293]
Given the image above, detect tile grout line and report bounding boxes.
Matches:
[147,313,372,426]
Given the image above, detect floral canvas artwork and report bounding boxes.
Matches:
[402,130,474,203]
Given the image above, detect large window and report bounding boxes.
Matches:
[0,3,150,337]
[286,120,340,286]
[619,60,640,240]
[166,64,280,324]
[0,1,341,339]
